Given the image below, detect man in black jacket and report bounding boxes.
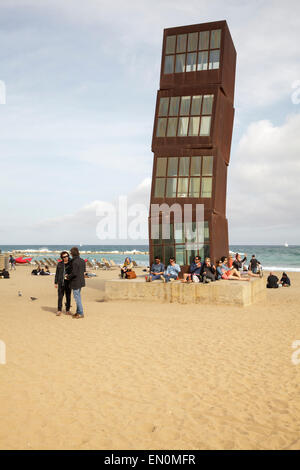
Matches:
[267,272,279,288]
[67,247,86,319]
[55,251,72,316]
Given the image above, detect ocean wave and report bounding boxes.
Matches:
[262,266,300,273]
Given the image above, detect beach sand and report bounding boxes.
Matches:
[0,264,300,450]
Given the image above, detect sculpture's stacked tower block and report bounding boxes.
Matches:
[149,21,236,270]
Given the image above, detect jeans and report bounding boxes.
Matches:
[150,274,162,280]
[73,288,84,315]
[163,274,178,283]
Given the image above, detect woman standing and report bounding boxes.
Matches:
[55,251,72,316]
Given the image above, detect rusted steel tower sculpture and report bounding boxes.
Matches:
[149,20,236,271]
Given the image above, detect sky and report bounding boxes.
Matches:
[0,0,300,245]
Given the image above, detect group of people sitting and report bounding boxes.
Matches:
[146,253,263,283]
[0,268,10,279]
[31,265,51,276]
[266,272,291,288]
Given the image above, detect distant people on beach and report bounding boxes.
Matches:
[280,272,291,287]
[31,267,41,275]
[55,251,72,316]
[146,256,165,282]
[248,255,260,274]
[0,268,10,279]
[9,255,16,271]
[66,247,86,319]
[120,257,134,279]
[201,257,216,283]
[216,260,250,281]
[39,268,50,276]
[266,272,279,288]
[181,256,202,283]
[233,253,261,278]
[162,257,181,283]
[233,253,247,272]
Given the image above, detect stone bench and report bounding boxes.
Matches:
[105,277,266,307]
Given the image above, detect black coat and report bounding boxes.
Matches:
[68,256,86,290]
[55,261,72,286]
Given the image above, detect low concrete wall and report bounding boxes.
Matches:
[105,277,266,307]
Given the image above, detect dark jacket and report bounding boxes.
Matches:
[201,263,216,276]
[55,261,72,286]
[189,262,202,275]
[233,256,247,271]
[68,256,86,290]
[267,274,279,288]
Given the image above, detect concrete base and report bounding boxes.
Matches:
[105,277,266,307]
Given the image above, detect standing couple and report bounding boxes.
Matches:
[55,247,86,319]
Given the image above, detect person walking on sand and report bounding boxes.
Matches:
[9,255,16,271]
[55,251,72,316]
[67,247,86,319]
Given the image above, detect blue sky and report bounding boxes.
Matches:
[0,0,300,245]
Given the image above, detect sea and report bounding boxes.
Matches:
[1,244,300,272]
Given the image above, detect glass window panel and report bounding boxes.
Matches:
[209,49,220,69]
[180,96,191,115]
[186,53,197,72]
[166,178,177,197]
[201,177,212,198]
[167,117,178,137]
[189,178,200,197]
[175,54,186,73]
[184,222,195,242]
[202,156,213,176]
[156,118,167,137]
[191,156,201,176]
[167,157,178,176]
[162,222,173,242]
[164,245,175,265]
[188,32,198,51]
[187,249,198,265]
[153,246,163,260]
[169,97,180,116]
[178,117,189,136]
[204,221,209,242]
[199,31,209,50]
[196,221,204,245]
[188,116,200,136]
[202,95,214,115]
[177,178,189,197]
[176,34,187,53]
[197,51,208,71]
[156,158,167,177]
[174,223,184,242]
[191,95,202,115]
[166,35,176,54]
[210,29,221,49]
[199,116,211,136]
[179,157,190,176]
[152,224,162,245]
[154,178,165,198]
[164,55,174,74]
[175,246,185,266]
[158,97,169,116]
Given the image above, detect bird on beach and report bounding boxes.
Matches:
[30,297,38,301]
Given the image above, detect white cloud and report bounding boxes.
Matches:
[23,177,152,244]
[228,113,300,243]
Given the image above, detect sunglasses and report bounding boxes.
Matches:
[62,255,69,259]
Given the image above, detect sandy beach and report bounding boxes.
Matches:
[1,264,300,450]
